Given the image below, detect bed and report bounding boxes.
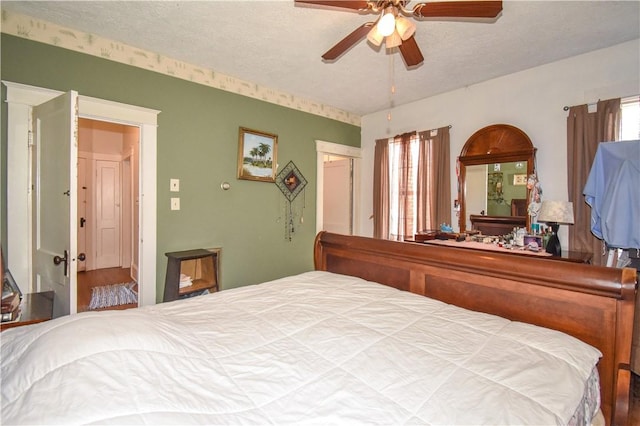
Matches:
[1,232,636,425]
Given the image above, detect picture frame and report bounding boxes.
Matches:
[524,235,543,251]
[513,174,528,185]
[237,127,278,182]
[276,161,308,202]
[487,172,503,201]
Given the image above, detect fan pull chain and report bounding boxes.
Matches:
[387,54,396,123]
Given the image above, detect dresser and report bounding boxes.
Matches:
[417,238,592,264]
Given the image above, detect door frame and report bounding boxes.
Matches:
[315,140,361,235]
[3,80,159,308]
[77,155,88,273]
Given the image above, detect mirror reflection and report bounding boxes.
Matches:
[465,161,528,224]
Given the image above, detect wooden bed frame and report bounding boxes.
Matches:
[314,232,637,426]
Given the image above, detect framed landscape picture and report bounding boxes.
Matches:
[237,127,278,182]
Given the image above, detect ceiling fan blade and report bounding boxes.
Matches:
[322,23,374,61]
[398,36,424,67]
[295,0,371,11]
[413,1,502,18]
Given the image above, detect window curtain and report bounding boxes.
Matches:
[373,132,416,240]
[567,98,620,266]
[373,138,390,239]
[373,128,450,240]
[417,127,451,231]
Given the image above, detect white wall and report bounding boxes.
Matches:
[359,39,640,251]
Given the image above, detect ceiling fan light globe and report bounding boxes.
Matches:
[395,16,415,40]
[366,25,384,46]
[378,12,396,36]
[385,30,402,48]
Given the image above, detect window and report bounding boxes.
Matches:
[373,127,450,241]
[388,134,420,240]
[620,96,640,140]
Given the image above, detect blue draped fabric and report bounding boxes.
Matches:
[584,140,640,249]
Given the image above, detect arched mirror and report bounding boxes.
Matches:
[458,124,536,235]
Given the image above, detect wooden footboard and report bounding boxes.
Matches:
[314,232,637,426]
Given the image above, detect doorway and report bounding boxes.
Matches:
[322,155,353,234]
[4,81,159,315]
[76,118,139,312]
[315,140,361,235]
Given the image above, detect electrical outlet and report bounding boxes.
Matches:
[170,178,180,192]
[171,197,180,211]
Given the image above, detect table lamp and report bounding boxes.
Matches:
[537,200,574,256]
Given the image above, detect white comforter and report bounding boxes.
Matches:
[1,271,601,425]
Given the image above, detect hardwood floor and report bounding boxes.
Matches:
[77,267,137,313]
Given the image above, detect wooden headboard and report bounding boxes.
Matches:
[314,232,637,426]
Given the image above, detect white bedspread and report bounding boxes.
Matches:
[1,271,601,425]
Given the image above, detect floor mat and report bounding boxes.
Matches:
[88,282,138,310]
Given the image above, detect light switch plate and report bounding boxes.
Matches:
[171,197,180,210]
[170,178,180,192]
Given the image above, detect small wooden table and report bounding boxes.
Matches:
[163,249,220,302]
[0,291,54,331]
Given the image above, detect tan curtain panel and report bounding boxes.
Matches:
[417,127,451,231]
[373,132,416,240]
[390,132,416,241]
[373,138,390,239]
[567,98,621,266]
[373,128,450,240]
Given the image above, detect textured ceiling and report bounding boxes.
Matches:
[2,1,639,117]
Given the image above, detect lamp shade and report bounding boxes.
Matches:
[537,200,575,224]
[395,15,416,40]
[385,30,402,48]
[366,24,384,46]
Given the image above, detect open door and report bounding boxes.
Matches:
[32,91,78,317]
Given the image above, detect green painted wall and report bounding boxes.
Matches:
[0,34,361,299]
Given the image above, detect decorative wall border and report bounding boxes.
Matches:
[0,9,361,126]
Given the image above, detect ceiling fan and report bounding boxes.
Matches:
[295,0,503,67]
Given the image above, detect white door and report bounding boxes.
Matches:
[323,158,352,234]
[465,164,488,230]
[32,91,78,317]
[121,158,132,270]
[95,160,121,269]
[77,156,88,272]
[315,140,361,236]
